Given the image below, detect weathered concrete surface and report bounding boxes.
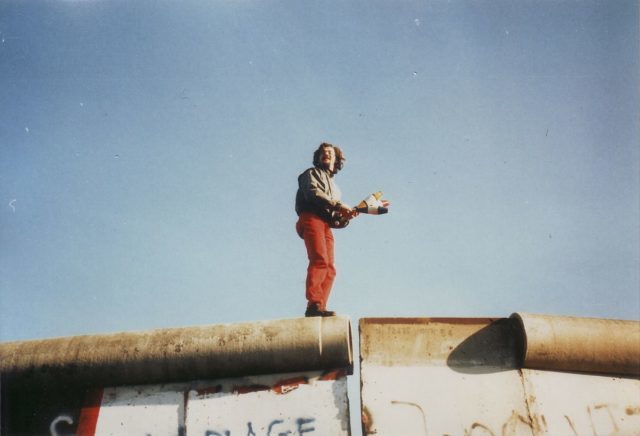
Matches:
[40,370,350,435]
[94,384,184,435]
[0,316,352,387]
[513,312,640,376]
[521,368,640,435]
[359,316,640,436]
[186,370,350,435]
[360,317,520,369]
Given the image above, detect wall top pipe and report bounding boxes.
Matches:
[511,312,640,376]
[0,316,353,387]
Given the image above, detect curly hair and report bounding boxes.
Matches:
[312,142,345,174]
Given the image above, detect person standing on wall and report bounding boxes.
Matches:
[295,143,358,317]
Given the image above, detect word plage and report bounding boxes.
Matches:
[205,417,316,436]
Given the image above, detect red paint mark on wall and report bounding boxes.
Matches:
[76,388,103,436]
[320,369,348,381]
[233,384,270,394]
[272,376,309,394]
[196,385,222,397]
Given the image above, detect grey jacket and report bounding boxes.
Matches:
[295,167,343,221]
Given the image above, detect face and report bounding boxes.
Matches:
[320,146,336,172]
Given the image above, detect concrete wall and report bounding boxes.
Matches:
[359,314,640,436]
[3,313,639,435]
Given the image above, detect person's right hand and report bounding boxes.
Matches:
[338,203,359,219]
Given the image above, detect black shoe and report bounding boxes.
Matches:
[305,304,324,317]
[305,304,337,317]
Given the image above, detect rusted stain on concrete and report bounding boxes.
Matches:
[361,406,374,435]
[626,406,640,415]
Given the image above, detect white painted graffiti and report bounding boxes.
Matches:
[49,415,73,436]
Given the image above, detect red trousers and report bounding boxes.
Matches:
[296,212,336,310]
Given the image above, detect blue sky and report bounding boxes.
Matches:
[1,0,638,344]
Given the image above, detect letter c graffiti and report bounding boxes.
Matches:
[50,415,73,436]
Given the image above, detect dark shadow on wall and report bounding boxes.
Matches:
[1,377,95,436]
[446,318,524,374]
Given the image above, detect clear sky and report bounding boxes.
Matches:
[1,0,638,343]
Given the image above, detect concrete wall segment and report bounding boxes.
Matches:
[359,317,521,368]
[359,318,530,435]
[359,315,640,436]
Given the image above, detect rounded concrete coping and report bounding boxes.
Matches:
[0,316,353,387]
[511,312,640,376]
